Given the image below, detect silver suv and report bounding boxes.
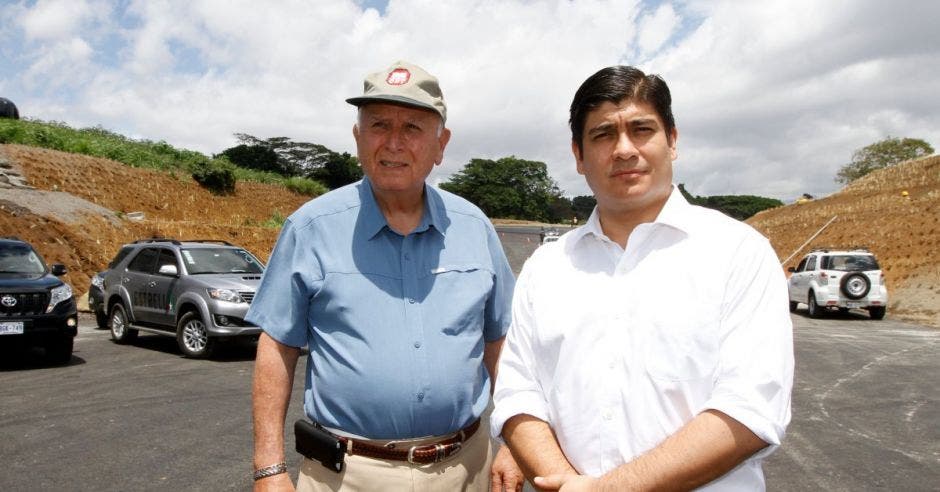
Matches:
[787,248,888,320]
[101,239,265,357]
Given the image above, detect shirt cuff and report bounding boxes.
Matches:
[490,390,551,441]
[702,392,789,460]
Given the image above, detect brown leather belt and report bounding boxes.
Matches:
[322,419,480,465]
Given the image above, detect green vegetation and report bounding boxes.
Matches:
[0,118,327,196]
[836,136,934,184]
[263,210,287,228]
[441,156,569,223]
[678,184,782,220]
[219,133,362,190]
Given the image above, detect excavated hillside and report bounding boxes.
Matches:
[747,154,940,327]
[0,144,309,304]
[1,144,938,326]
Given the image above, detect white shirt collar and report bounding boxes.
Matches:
[566,185,693,254]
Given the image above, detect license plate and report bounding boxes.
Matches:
[0,321,24,335]
[846,302,863,308]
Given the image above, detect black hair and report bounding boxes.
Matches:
[569,66,674,155]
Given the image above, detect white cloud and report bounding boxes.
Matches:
[20,0,95,41]
[4,0,939,203]
[636,2,679,57]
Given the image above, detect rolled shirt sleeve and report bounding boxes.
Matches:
[245,218,323,348]
[703,236,794,452]
[483,221,515,342]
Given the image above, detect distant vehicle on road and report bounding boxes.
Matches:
[540,228,561,245]
[788,247,888,319]
[101,238,265,358]
[0,236,77,364]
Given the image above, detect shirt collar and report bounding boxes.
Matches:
[358,177,446,239]
[566,185,693,251]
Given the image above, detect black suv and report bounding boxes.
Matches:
[0,237,77,364]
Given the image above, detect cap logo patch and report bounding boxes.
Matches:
[386,68,410,86]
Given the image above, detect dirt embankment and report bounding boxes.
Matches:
[2,144,937,326]
[0,144,309,300]
[746,155,940,327]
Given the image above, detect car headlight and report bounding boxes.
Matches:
[47,284,73,313]
[207,288,243,303]
[91,274,104,288]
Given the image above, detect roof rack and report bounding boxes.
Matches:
[132,238,181,245]
[809,246,871,253]
[180,239,234,246]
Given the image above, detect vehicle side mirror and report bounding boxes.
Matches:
[787,267,795,272]
[158,264,179,276]
[51,264,68,276]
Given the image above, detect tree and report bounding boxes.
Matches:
[836,137,934,184]
[217,144,282,174]
[307,151,362,189]
[218,134,363,189]
[678,183,783,221]
[571,195,596,221]
[440,156,566,222]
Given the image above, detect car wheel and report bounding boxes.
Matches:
[789,300,798,312]
[45,335,73,365]
[807,292,823,318]
[869,306,886,320]
[110,303,138,343]
[177,311,214,358]
[840,273,871,300]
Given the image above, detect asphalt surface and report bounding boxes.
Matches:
[1,227,937,491]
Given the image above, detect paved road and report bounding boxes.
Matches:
[764,309,940,490]
[1,228,937,491]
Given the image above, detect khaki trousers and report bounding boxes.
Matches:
[296,420,494,492]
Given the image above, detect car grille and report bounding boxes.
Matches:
[238,291,255,304]
[0,292,50,317]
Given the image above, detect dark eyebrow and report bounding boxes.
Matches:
[587,122,616,137]
[629,118,659,127]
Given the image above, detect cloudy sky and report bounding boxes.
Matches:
[1,0,937,201]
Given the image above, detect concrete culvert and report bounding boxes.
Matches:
[0,97,20,119]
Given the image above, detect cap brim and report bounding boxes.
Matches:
[346,95,442,118]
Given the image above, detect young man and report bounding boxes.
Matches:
[249,61,522,491]
[493,66,794,491]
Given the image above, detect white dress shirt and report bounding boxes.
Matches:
[492,187,794,491]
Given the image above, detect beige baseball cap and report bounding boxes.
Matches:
[346,60,447,122]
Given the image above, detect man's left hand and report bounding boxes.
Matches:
[533,473,598,491]
[491,445,525,492]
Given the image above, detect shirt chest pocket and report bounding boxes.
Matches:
[424,263,492,335]
[643,309,720,382]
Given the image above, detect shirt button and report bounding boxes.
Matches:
[414,341,421,348]
[603,411,612,420]
[608,361,616,369]
[417,393,425,401]
[404,253,411,260]
[408,298,415,304]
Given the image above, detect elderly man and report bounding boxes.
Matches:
[249,61,522,491]
[492,66,794,491]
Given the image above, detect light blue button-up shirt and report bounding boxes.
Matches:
[246,177,514,439]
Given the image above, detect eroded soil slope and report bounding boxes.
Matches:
[1,144,309,299]
[747,155,940,326]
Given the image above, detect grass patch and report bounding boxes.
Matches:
[0,118,326,196]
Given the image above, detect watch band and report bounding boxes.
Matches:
[253,462,288,481]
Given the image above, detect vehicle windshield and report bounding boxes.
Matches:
[822,254,880,272]
[0,243,47,274]
[181,248,264,275]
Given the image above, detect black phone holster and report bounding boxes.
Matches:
[294,419,346,473]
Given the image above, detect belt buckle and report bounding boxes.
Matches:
[407,442,461,464]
